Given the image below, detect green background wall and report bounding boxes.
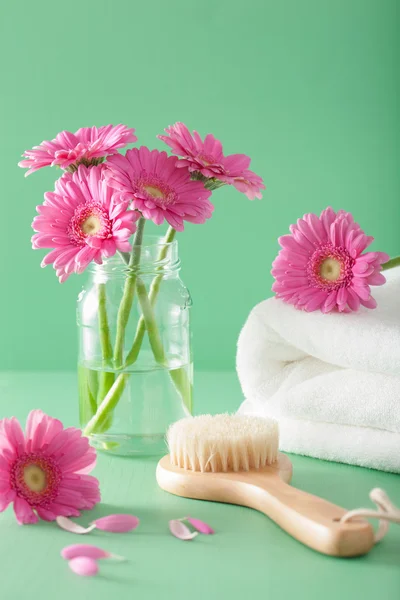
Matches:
[0,0,398,371]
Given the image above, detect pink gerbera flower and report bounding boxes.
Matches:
[32,165,139,282]
[158,122,265,200]
[105,147,214,231]
[0,410,100,524]
[272,207,389,313]
[19,124,137,176]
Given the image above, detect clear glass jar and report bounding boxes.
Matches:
[77,235,193,456]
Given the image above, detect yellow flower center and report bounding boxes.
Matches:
[23,464,46,493]
[81,215,102,235]
[320,257,342,281]
[144,185,164,199]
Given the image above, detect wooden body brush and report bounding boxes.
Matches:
[156,414,374,557]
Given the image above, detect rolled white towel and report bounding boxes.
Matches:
[236,267,400,473]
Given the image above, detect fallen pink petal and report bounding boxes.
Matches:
[61,544,111,560]
[93,514,140,533]
[169,519,198,541]
[68,556,99,577]
[56,516,96,535]
[187,517,215,535]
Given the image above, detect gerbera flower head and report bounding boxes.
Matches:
[272,207,389,313]
[19,124,136,176]
[32,164,139,282]
[0,410,100,524]
[105,147,214,231]
[158,122,265,200]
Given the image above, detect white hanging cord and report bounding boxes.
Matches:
[340,488,400,543]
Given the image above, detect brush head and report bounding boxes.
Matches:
[167,413,279,473]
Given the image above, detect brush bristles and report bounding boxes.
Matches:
[167,414,279,473]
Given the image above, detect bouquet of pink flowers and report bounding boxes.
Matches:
[19,123,265,442]
[20,123,398,447]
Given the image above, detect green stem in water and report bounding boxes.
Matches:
[131,275,193,412]
[382,256,400,271]
[84,374,130,436]
[98,283,113,363]
[78,365,98,425]
[135,277,167,365]
[132,230,192,412]
[96,283,115,431]
[169,367,193,413]
[125,227,177,366]
[113,218,146,368]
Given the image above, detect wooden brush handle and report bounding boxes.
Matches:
[156,455,375,557]
[235,473,374,556]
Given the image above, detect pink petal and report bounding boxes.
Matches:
[36,507,57,521]
[169,520,198,541]
[279,235,309,255]
[49,503,81,518]
[352,283,371,301]
[187,517,215,535]
[346,288,361,312]
[367,272,386,286]
[350,233,374,258]
[61,544,124,561]
[337,287,348,308]
[56,516,96,534]
[0,417,25,456]
[0,454,11,472]
[320,206,337,237]
[304,291,326,312]
[322,290,338,313]
[376,252,390,264]
[360,295,378,309]
[93,514,139,533]
[13,497,39,525]
[0,489,16,512]
[353,260,370,274]
[68,557,99,577]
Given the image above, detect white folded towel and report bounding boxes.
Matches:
[236,267,400,473]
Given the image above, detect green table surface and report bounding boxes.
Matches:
[0,371,399,600]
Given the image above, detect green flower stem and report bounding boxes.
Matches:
[79,283,114,435]
[113,218,146,368]
[126,226,192,409]
[169,367,193,413]
[78,365,98,425]
[382,256,400,271]
[98,283,113,362]
[135,277,167,365]
[96,283,115,431]
[83,373,130,437]
[130,276,193,411]
[85,220,145,436]
[125,227,177,367]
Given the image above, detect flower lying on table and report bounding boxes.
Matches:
[0,410,100,524]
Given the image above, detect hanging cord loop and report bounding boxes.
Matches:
[340,488,400,543]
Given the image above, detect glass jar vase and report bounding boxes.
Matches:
[77,235,193,456]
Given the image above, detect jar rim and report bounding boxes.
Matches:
[87,234,179,275]
[129,233,177,248]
